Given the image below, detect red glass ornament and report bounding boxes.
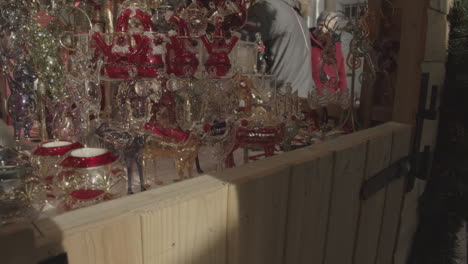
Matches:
[201,16,238,77]
[132,33,167,78]
[165,15,199,77]
[93,32,134,79]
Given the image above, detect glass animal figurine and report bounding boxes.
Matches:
[6,62,37,140]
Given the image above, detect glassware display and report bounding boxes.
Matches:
[31,141,83,201]
[54,148,127,211]
[0,146,45,226]
[0,0,350,217]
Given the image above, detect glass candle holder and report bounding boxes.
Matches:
[31,141,83,202]
[54,148,127,211]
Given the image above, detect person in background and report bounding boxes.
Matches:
[309,11,349,125]
[241,0,314,110]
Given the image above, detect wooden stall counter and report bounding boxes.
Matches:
[0,122,416,264]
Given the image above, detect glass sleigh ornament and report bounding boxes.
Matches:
[0,146,45,226]
[54,148,127,211]
[226,74,284,167]
[31,141,83,202]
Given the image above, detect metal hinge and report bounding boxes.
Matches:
[361,157,411,200]
[406,73,438,192]
[360,73,437,199]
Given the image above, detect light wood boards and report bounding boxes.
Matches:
[62,215,143,264]
[34,176,228,264]
[353,132,393,264]
[135,178,228,264]
[224,166,290,264]
[0,122,415,264]
[377,125,412,264]
[323,139,368,264]
[283,154,334,264]
[392,0,430,124]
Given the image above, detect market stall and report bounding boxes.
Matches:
[0,0,440,263]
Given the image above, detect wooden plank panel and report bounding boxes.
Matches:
[392,0,429,124]
[283,153,334,264]
[34,215,143,264]
[353,133,393,264]
[227,167,290,264]
[61,215,143,264]
[136,179,228,264]
[323,142,367,264]
[34,176,228,264]
[376,125,412,264]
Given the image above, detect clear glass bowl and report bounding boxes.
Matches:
[0,147,45,226]
[54,148,127,211]
[31,141,83,203]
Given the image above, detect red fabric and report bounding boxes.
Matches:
[310,32,347,94]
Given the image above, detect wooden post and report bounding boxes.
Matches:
[392,0,430,124]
